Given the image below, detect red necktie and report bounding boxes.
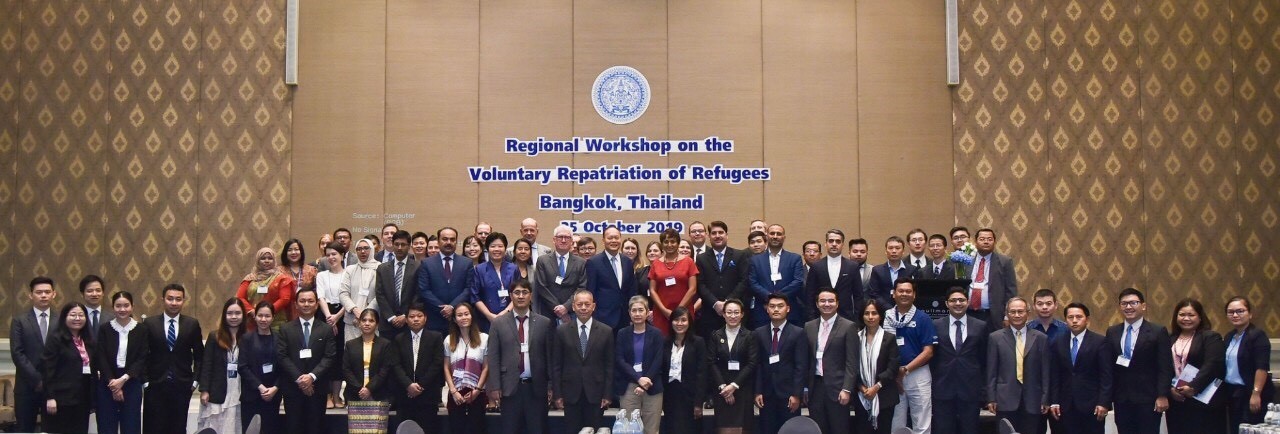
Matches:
[970,257,987,310]
[517,315,527,372]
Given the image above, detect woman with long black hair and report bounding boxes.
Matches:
[41,302,94,433]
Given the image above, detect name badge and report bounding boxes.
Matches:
[728,361,741,371]
[664,277,677,287]
[771,272,782,282]
[257,285,268,294]
[498,289,509,298]
[815,351,824,360]
[555,276,564,285]
[359,289,370,297]
[769,354,781,364]
[262,363,274,374]
[633,363,643,373]
[227,363,238,378]
[300,348,313,359]
[1116,355,1131,367]
[520,343,529,353]
[971,282,987,290]
[82,365,91,374]
[896,337,906,346]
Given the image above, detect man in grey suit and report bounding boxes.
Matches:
[986,297,1050,434]
[804,288,859,434]
[376,230,419,338]
[487,279,552,434]
[551,290,614,434]
[533,224,587,324]
[11,276,58,432]
[969,228,1017,331]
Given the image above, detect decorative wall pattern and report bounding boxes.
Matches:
[955,0,1280,333]
[0,0,291,331]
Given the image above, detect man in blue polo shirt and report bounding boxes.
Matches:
[884,278,938,434]
[1028,288,1067,434]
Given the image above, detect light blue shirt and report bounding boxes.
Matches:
[1225,332,1245,385]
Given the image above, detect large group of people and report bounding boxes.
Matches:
[9,218,1274,434]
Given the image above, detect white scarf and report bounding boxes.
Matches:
[859,327,885,429]
[110,317,137,333]
[884,305,916,335]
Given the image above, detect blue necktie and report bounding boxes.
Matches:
[1123,324,1134,359]
[559,255,567,278]
[717,251,724,271]
[954,320,963,351]
[166,319,176,351]
[1071,335,1080,366]
[303,321,311,349]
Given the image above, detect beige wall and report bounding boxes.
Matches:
[291,0,955,257]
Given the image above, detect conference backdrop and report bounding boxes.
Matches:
[1,0,1276,336]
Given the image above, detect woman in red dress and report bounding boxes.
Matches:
[648,228,699,335]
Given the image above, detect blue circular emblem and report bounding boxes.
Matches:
[592,66,650,124]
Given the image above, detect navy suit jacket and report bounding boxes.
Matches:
[1049,330,1113,413]
[416,253,475,332]
[930,315,988,402]
[469,260,519,331]
[613,326,666,397]
[749,250,806,325]
[753,322,810,399]
[803,256,864,321]
[585,252,636,330]
[922,258,958,280]
[868,262,917,307]
[1104,320,1173,405]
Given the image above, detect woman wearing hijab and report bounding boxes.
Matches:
[340,237,380,340]
[236,247,296,329]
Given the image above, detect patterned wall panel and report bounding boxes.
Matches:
[956,0,1280,334]
[1,0,290,333]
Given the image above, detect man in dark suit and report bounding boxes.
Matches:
[277,287,338,433]
[378,223,400,263]
[391,302,445,432]
[142,283,204,434]
[533,224,587,324]
[805,288,858,434]
[753,293,810,434]
[804,229,863,321]
[1105,287,1172,434]
[847,238,873,290]
[318,227,360,271]
[868,236,917,307]
[922,234,957,280]
[487,279,553,434]
[905,229,930,276]
[79,274,106,337]
[1048,302,1112,434]
[584,226,635,330]
[696,220,752,339]
[748,224,806,328]
[551,290,614,434]
[376,230,419,338]
[11,276,58,432]
[416,227,474,333]
[968,228,1017,331]
[931,287,988,434]
[986,297,1050,434]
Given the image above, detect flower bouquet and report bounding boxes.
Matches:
[949,242,978,279]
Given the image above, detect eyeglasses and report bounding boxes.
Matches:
[553,235,573,240]
[946,298,968,303]
[1119,300,1141,307]
[1226,309,1248,316]
[355,246,371,252]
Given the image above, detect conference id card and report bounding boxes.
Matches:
[227,363,238,378]
[262,363,274,374]
[499,289,509,298]
[359,289,370,297]
[771,272,782,282]
[555,276,564,285]
[520,343,529,353]
[665,277,677,287]
[816,351,824,360]
[728,361,741,371]
[300,348,313,359]
[82,365,91,374]
[896,337,906,346]
[769,354,781,364]
[1115,355,1130,367]
[633,363,643,373]
[257,285,268,294]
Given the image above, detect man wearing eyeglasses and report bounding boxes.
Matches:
[533,225,587,324]
[930,287,988,434]
[1104,288,1172,434]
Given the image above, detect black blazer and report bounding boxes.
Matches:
[868,263,916,307]
[753,322,810,399]
[275,317,338,396]
[930,315,988,402]
[375,256,419,335]
[142,314,204,384]
[343,336,398,400]
[614,326,667,397]
[550,319,615,404]
[238,331,280,402]
[1224,325,1273,400]
[804,257,864,321]
[95,321,148,382]
[1105,320,1173,405]
[856,330,901,409]
[391,329,445,403]
[41,333,95,407]
[696,248,752,313]
[708,327,758,396]
[11,309,57,395]
[665,335,708,404]
[634,266,652,299]
[922,258,957,280]
[1169,329,1226,406]
[1049,330,1113,412]
[198,332,242,404]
